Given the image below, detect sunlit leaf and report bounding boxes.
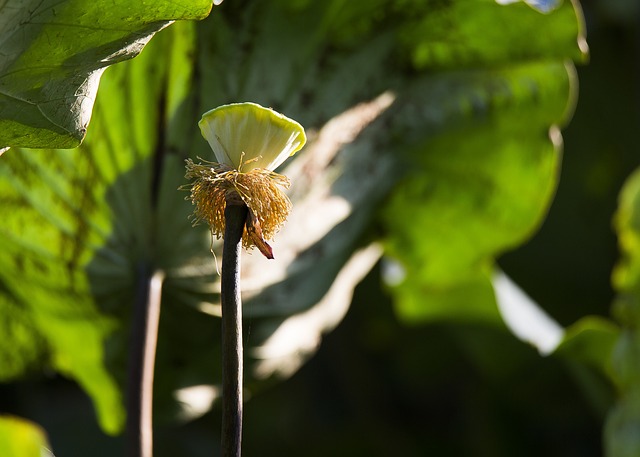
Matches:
[0,416,51,457]
[399,0,586,69]
[0,288,47,381]
[0,22,204,434]
[554,316,619,378]
[605,167,640,457]
[0,0,213,149]
[384,62,574,324]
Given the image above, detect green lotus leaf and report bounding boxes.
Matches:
[0,0,214,149]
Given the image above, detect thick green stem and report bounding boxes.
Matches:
[127,267,165,457]
[221,202,248,457]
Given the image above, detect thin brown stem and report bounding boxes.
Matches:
[127,267,165,457]
[220,202,248,457]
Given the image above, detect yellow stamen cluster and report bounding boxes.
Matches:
[184,158,292,249]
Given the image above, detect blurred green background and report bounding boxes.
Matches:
[1,0,639,456]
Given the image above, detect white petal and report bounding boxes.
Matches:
[198,102,306,171]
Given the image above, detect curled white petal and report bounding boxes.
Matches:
[198,102,306,171]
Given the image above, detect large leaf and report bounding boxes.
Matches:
[0,416,51,457]
[0,0,587,445]
[382,0,584,324]
[0,0,213,149]
[0,22,198,434]
[383,62,574,323]
[399,0,586,69]
[605,168,640,457]
[553,316,619,379]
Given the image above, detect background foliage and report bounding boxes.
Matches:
[0,0,638,456]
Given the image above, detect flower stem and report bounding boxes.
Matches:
[221,201,248,457]
[127,266,165,457]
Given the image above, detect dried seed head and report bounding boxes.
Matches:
[184,103,306,255]
[184,158,292,250]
